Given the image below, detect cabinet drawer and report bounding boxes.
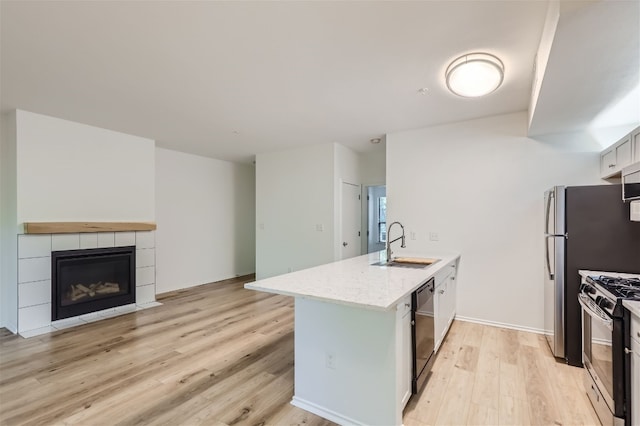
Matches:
[435,263,455,287]
[631,311,640,344]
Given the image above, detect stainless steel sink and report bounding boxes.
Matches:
[373,258,440,269]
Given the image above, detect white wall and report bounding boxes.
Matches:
[0,118,2,328]
[1,110,156,332]
[16,110,155,223]
[1,112,18,332]
[387,111,601,331]
[334,143,362,260]
[255,143,335,279]
[155,148,256,293]
[360,148,386,186]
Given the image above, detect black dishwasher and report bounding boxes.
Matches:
[411,277,435,394]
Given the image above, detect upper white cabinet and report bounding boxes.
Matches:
[632,127,640,163]
[600,126,639,179]
[601,133,633,178]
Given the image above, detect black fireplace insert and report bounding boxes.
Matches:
[51,246,136,321]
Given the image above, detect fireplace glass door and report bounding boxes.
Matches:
[52,246,136,320]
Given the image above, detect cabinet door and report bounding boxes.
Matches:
[434,281,448,349]
[447,274,457,326]
[617,136,632,170]
[632,127,640,163]
[401,310,412,408]
[601,149,617,177]
[632,336,639,426]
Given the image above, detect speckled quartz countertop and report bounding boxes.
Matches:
[245,251,460,311]
[624,300,640,318]
[579,270,640,318]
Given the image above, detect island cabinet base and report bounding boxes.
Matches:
[292,297,405,426]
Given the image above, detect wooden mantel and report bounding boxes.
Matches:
[23,222,157,234]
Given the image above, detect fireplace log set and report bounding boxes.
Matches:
[67,282,121,301]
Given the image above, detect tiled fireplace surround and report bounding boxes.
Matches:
[17,230,158,337]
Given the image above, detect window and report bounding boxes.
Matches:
[378,196,387,243]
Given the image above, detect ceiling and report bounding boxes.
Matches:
[528,0,640,137]
[1,1,637,163]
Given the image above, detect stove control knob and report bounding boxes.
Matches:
[598,298,613,310]
[582,283,596,294]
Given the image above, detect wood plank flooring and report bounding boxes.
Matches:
[0,276,599,425]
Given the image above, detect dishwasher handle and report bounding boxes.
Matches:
[412,278,435,312]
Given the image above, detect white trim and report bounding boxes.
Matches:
[5,321,18,334]
[291,397,365,426]
[592,337,612,346]
[455,315,546,334]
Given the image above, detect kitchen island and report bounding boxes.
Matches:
[245,250,460,426]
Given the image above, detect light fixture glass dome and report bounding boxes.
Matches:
[445,53,504,97]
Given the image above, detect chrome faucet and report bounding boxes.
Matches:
[386,221,406,262]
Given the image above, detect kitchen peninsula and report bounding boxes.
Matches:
[245,251,460,425]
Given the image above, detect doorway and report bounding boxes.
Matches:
[340,181,362,260]
[366,185,386,254]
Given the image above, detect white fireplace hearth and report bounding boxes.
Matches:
[17,230,159,337]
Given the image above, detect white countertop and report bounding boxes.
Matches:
[623,300,640,318]
[579,270,640,318]
[245,250,460,311]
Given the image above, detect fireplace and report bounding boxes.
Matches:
[51,246,136,321]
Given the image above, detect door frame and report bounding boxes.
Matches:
[336,179,362,260]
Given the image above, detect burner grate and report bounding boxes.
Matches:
[594,275,640,288]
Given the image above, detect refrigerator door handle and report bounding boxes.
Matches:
[545,190,554,235]
[545,235,554,280]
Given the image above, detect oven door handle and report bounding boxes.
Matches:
[578,293,613,331]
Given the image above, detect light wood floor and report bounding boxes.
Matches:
[0,276,599,426]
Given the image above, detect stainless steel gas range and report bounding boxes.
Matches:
[579,271,640,426]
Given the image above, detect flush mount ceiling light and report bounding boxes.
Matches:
[445,53,504,98]
[370,138,382,144]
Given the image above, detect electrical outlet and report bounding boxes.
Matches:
[259,223,265,230]
[316,224,324,232]
[410,231,416,240]
[429,232,439,241]
[287,267,292,273]
[326,352,336,369]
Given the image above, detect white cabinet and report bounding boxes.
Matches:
[434,261,457,351]
[396,295,412,410]
[401,307,412,407]
[630,311,640,426]
[395,259,460,411]
[632,127,640,163]
[601,134,633,178]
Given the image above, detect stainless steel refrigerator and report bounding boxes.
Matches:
[544,184,640,366]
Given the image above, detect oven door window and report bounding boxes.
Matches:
[584,309,614,399]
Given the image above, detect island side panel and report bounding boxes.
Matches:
[292,297,400,426]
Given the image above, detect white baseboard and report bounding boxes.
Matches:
[455,315,546,335]
[291,397,366,426]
